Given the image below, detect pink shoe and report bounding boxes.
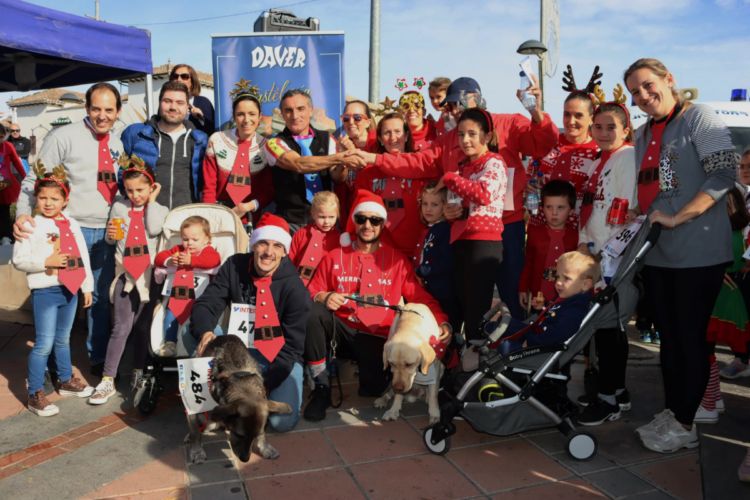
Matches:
[740,448,750,482]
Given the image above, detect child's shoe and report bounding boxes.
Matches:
[57,377,94,398]
[159,342,177,357]
[716,398,725,414]
[131,369,145,391]
[27,389,59,417]
[652,331,661,346]
[577,397,621,426]
[89,378,116,405]
[739,448,750,482]
[639,330,652,343]
[720,358,750,379]
[694,404,719,424]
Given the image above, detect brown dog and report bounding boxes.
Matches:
[186,335,291,463]
[374,303,443,423]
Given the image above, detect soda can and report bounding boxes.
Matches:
[607,198,629,225]
[112,218,126,240]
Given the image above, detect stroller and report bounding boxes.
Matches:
[424,223,661,461]
[134,204,249,416]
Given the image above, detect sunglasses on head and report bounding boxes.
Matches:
[170,73,190,81]
[341,114,366,123]
[353,214,384,226]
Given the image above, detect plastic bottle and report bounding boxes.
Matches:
[520,71,537,111]
[527,179,539,216]
[535,170,544,197]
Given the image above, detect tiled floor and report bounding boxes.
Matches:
[1,317,749,499]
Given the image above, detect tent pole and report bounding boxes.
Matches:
[145,74,154,120]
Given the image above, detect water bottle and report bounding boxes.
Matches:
[527,179,539,216]
[520,71,537,111]
[535,170,544,197]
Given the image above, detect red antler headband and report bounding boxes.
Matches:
[32,160,69,197]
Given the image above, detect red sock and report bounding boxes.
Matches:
[702,355,720,411]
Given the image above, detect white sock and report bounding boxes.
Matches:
[615,388,625,396]
[598,393,616,405]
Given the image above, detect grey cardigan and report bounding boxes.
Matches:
[635,103,736,268]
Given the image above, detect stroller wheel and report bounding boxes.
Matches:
[136,379,161,417]
[423,426,451,455]
[565,429,597,461]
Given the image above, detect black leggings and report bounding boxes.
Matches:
[305,302,391,397]
[644,263,726,426]
[594,327,630,396]
[0,204,11,241]
[634,270,654,332]
[453,240,503,341]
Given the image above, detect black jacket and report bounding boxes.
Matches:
[188,95,216,136]
[190,254,311,391]
[272,125,333,225]
[9,135,31,159]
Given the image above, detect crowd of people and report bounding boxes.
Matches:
[6,58,750,479]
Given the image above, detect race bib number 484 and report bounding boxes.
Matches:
[178,357,218,415]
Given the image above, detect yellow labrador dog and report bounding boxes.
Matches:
[374,303,443,423]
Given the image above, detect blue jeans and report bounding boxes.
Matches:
[29,287,77,394]
[164,310,179,343]
[250,350,303,433]
[496,220,526,321]
[80,227,115,365]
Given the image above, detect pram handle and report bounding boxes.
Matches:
[646,222,662,247]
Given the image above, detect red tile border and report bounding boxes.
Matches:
[59,432,105,451]
[22,435,71,455]
[96,420,131,436]
[0,451,31,468]
[0,465,23,481]
[16,447,67,469]
[97,413,127,425]
[62,420,107,439]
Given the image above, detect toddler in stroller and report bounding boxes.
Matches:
[133,204,249,416]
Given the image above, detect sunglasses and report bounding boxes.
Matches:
[353,214,384,226]
[400,102,424,111]
[170,73,191,81]
[341,114,366,123]
[10,129,20,133]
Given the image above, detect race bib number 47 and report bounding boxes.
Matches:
[228,302,256,348]
[178,357,219,415]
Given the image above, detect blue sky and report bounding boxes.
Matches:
[4,0,750,125]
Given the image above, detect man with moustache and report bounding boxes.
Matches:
[14,83,124,378]
[121,81,208,209]
[191,213,311,432]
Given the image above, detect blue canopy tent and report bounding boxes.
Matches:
[0,0,154,113]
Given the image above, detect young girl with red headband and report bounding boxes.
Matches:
[575,88,638,427]
[13,165,94,416]
[89,156,168,405]
[437,108,508,342]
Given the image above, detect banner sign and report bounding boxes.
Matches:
[212,31,346,137]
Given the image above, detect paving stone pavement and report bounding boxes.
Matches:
[1,314,749,499]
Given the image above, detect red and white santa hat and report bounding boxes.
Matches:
[340,189,388,246]
[249,213,292,253]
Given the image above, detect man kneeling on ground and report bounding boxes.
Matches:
[191,213,311,432]
[304,190,452,421]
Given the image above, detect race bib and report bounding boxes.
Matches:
[414,362,437,385]
[602,216,646,258]
[178,357,219,415]
[228,302,256,348]
[162,272,210,298]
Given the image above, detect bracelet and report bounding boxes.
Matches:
[672,216,675,228]
[323,291,335,310]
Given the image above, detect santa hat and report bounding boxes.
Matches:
[340,189,388,246]
[249,213,292,254]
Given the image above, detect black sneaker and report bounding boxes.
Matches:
[578,389,631,411]
[304,384,331,421]
[577,398,622,426]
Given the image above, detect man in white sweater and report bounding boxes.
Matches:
[14,83,124,378]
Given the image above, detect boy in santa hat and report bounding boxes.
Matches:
[304,190,453,421]
[190,213,311,433]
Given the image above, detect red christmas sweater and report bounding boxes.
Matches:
[411,120,437,152]
[526,133,599,230]
[308,242,449,337]
[355,164,438,258]
[201,130,275,225]
[288,222,341,268]
[336,130,379,231]
[442,152,508,242]
[0,142,26,205]
[518,223,579,302]
[154,245,221,270]
[375,112,558,226]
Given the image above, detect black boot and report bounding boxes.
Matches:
[304,384,331,421]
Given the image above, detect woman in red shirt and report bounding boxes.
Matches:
[0,124,27,244]
[355,113,437,260]
[399,91,437,152]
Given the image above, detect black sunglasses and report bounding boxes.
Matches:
[170,73,190,81]
[341,114,366,123]
[10,129,20,133]
[353,214,384,226]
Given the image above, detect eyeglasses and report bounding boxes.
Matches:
[170,73,191,81]
[400,101,424,111]
[10,129,20,133]
[341,114,366,123]
[353,214,384,226]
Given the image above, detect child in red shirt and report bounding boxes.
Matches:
[154,216,221,356]
[518,180,579,310]
[288,191,342,287]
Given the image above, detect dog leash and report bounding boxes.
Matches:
[342,295,424,318]
[323,292,344,409]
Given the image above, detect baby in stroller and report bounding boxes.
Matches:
[498,251,599,355]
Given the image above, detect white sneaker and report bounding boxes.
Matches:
[635,409,675,438]
[694,405,719,424]
[716,398,725,414]
[159,342,177,357]
[131,369,144,391]
[88,378,116,405]
[641,419,699,453]
[739,448,750,482]
[0,237,11,246]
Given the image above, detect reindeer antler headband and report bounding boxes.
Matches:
[592,83,631,128]
[230,77,261,103]
[562,65,603,98]
[33,160,69,197]
[119,153,154,184]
